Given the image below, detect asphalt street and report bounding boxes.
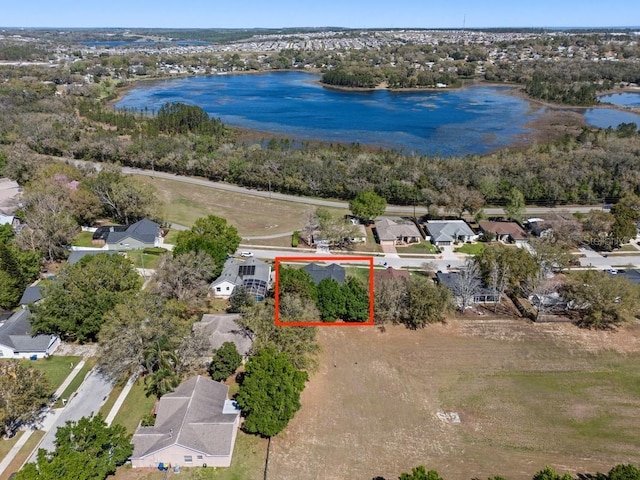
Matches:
[30,369,113,460]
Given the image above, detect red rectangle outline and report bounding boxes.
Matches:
[274,256,375,327]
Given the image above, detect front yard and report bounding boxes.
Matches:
[454,242,486,255]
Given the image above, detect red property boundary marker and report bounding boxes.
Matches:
[274,256,375,327]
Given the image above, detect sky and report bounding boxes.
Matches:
[1,0,638,29]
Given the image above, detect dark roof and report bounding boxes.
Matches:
[303,263,346,285]
[132,376,239,459]
[19,286,42,305]
[435,271,498,299]
[0,309,57,353]
[92,225,126,241]
[67,250,121,265]
[619,269,640,285]
[374,267,409,283]
[105,218,159,245]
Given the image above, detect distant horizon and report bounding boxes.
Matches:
[1,0,637,31]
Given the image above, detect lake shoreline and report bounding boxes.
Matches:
[110,71,639,156]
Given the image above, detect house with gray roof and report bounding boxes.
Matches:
[303,263,346,285]
[93,218,160,250]
[193,314,252,359]
[425,220,477,246]
[436,271,500,305]
[19,285,43,306]
[374,218,422,246]
[0,309,60,359]
[211,258,271,301]
[131,375,240,469]
[67,249,122,265]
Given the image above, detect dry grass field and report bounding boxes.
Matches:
[268,318,640,480]
[136,176,346,237]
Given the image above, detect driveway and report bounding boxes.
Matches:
[29,369,113,461]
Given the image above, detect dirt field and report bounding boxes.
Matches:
[268,318,640,480]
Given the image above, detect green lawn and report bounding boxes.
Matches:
[455,242,486,255]
[162,229,181,245]
[397,241,439,254]
[72,231,95,247]
[0,431,23,463]
[345,266,371,285]
[126,251,164,269]
[111,378,157,434]
[0,431,45,480]
[19,356,82,392]
[54,358,96,406]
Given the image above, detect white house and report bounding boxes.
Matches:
[0,309,60,359]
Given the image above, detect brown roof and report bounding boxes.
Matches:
[374,267,410,283]
[479,221,527,240]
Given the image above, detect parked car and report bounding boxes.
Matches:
[240,251,254,258]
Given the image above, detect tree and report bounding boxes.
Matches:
[311,208,361,247]
[317,278,346,321]
[16,414,132,480]
[608,464,640,480]
[0,361,51,438]
[475,245,540,297]
[562,270,640,329]
[529,237,574,274]
[374,276,408,325]
[582,210,615,251]
[349,190,387,222]
[32,254,142,343]
[278,292,321,322]
[401,276,451,329]
[531,466,573,480]
[149,251,216,307]
[87,167,159,225]
[235,348,307,437]
[237,300,319,370]
[173,215,241,278]
[209,341,242,381]
[342,277,370,322]
[228,285,255,313]
[399,466,444,480]
[278,265,317,302]
[145,368,180,399]
[451,259,482,311]
[611,203,638,246]
[97,294,191,381]
[504,187,525,223]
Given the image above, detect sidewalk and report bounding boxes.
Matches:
[105,374,138,427]
[0,359,87,477]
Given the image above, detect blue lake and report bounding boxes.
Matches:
[599,92,640,108]
[115,72,639,156]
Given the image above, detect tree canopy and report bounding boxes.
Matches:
[173,215,241,278]
[209,341,242,381]
[16,414,132,480]
[562,270,640,329]
[32,253,142,342]
[235,348,307,437]
[349,190,387,222]
[0,360,51,438]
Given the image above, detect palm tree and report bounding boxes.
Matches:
[145,368,180,398]
[144,337,178,374]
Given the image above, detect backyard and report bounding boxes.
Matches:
[267,319,640,480]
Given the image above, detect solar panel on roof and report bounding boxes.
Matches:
[238,265,256,277]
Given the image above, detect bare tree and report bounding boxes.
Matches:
[149,251,216,307]
[451,259,482,311]
[374,277,407,324]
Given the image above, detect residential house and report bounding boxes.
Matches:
[425,220,476,246]
[18,285,43,306]
[526,218,552,238]
[303,262,346,285]
[374,266,410,284]
[211,258,271,301]
[93,218,161,250]
[0,214,19,228]
[67,250,122,265]
[374,218,422,246]
[192,314,252,360]
[436,271,500,305]
[479,221,528,245]
[619,269,640,285]
[131,376,240,469]
[0,309,60,359]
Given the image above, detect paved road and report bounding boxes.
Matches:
[30,369,113,460]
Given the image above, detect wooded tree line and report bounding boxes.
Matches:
[1,80,639,212]
[392,463,640,480]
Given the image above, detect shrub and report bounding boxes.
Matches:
[143,247,168,255]
[292,231,299,247]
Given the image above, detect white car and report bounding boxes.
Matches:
[239,251,254,258]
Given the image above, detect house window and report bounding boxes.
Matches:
[216,287,221,292]
[225,286,230,291]
[184,455,193,463]
[196,455,203,460]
